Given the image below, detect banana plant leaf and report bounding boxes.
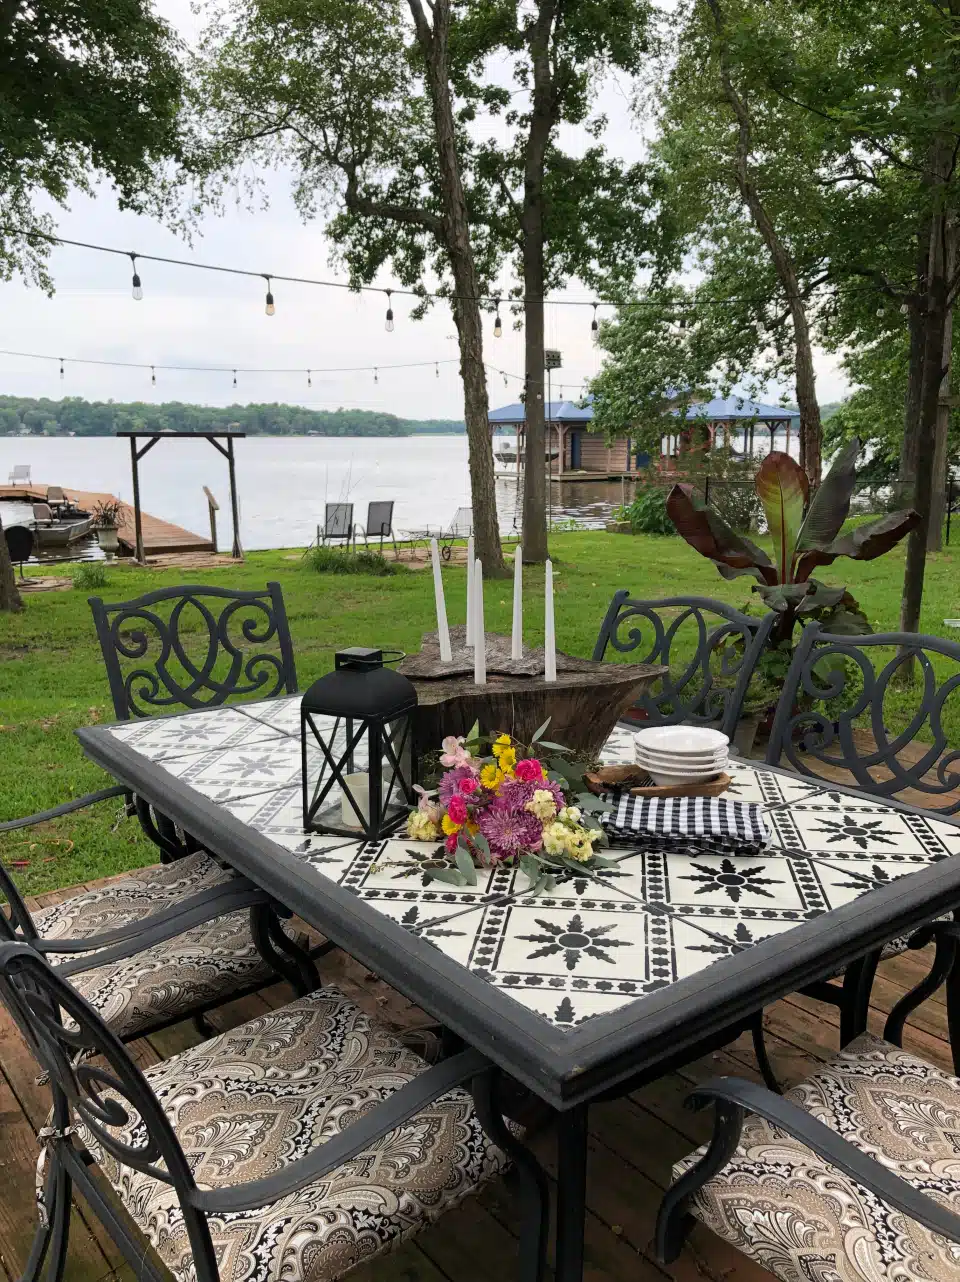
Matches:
[755,452,808,583]
[794,509,920,582]
[667,484,778,585]
[754,579,846,614]
[796,437,859,552]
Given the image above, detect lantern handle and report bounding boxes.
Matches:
[380,649,406,666]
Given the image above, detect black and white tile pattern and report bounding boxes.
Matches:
[107,703,960,1031]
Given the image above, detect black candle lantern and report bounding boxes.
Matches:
[301,647,418,840]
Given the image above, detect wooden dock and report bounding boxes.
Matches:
[0,484,214,558]
[0,873,955,1281]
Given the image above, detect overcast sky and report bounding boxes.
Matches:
[0,0,851,419]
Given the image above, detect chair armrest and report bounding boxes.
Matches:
[50,885,272,976]
[0,786,127,833]
[685,1076,960,1244]
[190,1047,491,1215]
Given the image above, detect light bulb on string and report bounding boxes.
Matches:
[900,302,910,315]
[876,306,885,318]
[307,370,312,387]
[59,358,64,380]
[435,362,439,379]
[151,366,156,386]
[232,370,237,388]
[130,253,142,301]
[503,373,508,387]
[591,303,599,341]
[384,291,394,332]
[264,275,275,316]
[493,298,502,338]
[374,367,379,383]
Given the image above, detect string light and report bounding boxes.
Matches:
[493,298,502,338]
[59,357,64,380]
[435,362,439,378]
[374,367,379,383]
[232,370,237,387]
[307,370,312,387]
[130,253,142,301]
[151,365,156,385]
[591,303,599,341]
[384,290,394,332]
[900,302,910,315]
[876,306,885,317]
[264,275,275,316]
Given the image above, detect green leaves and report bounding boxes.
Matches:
[754,451,808,583]
[795,509,920,581]
[796,437,859,552]
[455,844,478,886]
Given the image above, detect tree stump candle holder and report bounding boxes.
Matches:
[399,626,667,759]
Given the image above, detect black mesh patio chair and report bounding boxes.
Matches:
[766,624,960,814]
[592,593,776,739]
[355,500,398,554]
[0,939,535,1282]
[321,501,355,549]
[657,920,960,1280]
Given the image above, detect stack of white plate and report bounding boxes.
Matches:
[633,726,729,787]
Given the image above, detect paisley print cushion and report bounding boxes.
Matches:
[82,987,510,1282]
[675,1032,960,1281]
[34,853,277,1038]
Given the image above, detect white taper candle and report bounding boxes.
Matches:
[473,558,486,684]
[430,538,452,662]
[544,559,556,682]
[465,534,475,646]
[511,545,523,660]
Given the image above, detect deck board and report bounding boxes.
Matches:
[0,483,213,557]
[0,875,955,1281]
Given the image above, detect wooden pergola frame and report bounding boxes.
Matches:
[116,431,245,562]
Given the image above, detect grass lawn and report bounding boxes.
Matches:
[1,530,958,896]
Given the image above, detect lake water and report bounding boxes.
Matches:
[0,435,632,562]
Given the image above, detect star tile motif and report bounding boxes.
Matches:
[113,699,960,1030]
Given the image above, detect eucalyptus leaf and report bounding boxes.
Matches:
[426,867,468,886]
[531,875,550,896]
[471,832,491,859]
[519,853,542,885]
[537,740,571,753]
[455,846,478,885]
[531,717,552,742]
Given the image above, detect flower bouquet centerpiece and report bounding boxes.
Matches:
[402,720,615,893]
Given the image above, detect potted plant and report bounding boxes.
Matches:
[665,439,920,749]
[91,499,125,559]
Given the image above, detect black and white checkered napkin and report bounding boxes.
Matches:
[602,794,769,855]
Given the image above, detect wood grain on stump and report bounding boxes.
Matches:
[402,628,665,759]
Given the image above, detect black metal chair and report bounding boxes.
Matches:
[440,505,473,560]
[592,593,776,739]
[657,921,960,1279]
[321,501,355,549]
[766,623,960,813]
[355,499,398,555]
[0,939,537,1282]
[89,582,298,722]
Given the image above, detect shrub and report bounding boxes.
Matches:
[305,545,397,576]
[71,561,108,590]
[617,486,675,535]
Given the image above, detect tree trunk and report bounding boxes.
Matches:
[407,0,505,576]
[519,1,559,566]
[928,218,955,551]
[705,0,823,486]
[896,234,930,507]
[900,227,948,634]
[0,515,23,612]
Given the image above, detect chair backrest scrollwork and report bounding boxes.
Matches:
[593,592,775,738]
[766,624,960,814]
[89,582,298,720]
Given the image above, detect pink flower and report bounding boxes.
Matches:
[498,776,565,812]
[478,800,544,860]
[439,765,479,805]
[459,776,480,796]
[514,758,545,783]
[445,833,459,854]
[440,735,472,768]
[446,794,468,825]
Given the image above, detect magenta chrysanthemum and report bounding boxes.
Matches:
[438,765,479,805]
[478,801,544,860]
[497,776,565,811]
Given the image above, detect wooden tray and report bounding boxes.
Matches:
[584,766,732,798]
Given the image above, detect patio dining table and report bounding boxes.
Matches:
[78,697,960,1282]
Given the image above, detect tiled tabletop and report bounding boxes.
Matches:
[103,696,960,1030]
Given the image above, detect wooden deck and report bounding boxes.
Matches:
[0,879,955,1282]
[0,484,214,557]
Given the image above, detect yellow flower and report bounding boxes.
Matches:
[406,811,440,842]
[498,747,517,774]
[525,789,558,821]
[441,813,461,836]
[491,733,512,758]
[480,763,504,790]
[542,822,571,856]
